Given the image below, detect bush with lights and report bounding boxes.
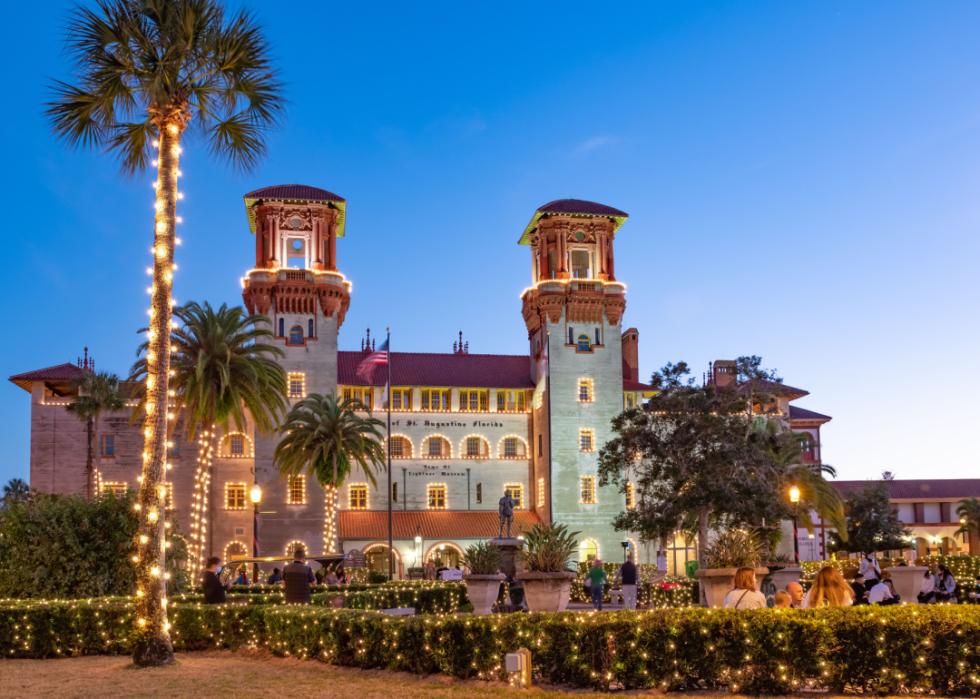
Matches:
[3,599,979,693]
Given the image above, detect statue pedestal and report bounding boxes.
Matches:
[490,537,524,580]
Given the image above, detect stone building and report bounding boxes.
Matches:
[10,185,837,577]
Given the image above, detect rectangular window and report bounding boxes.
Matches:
[427,483,447,510]
[577,378,594,403]
[390,387,412,411]
[624,392,637,409]
[579,429,595,452]
[625,482,635,510]
[537,477,545,509]
[580,476,597,505]
[287,475,306,505]
[225,482,246,510]
[502,437,525,459]
[458,389,489,412]
[538,434,543,457]
[420,388,450,411]
[570,248,592,279]
[389,436,410,459]
[102,481,127,498]
[504,483,523,510]
[496,389,530,413]
[464,436,488,459]
[229,434,245,456]
[476,482,483,504]
[288,372,306,399]
[426,437,448,458]
[349,483,368,510]
[391,481,398,503]
[100,434,115,458]
[342,386,373,409]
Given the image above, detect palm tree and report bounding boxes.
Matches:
[275,395,386,553]
[48,0,282,666]
[67,372,124,499]
[131,301,287,571]
[956,497,980,554]
[1,478,31,508]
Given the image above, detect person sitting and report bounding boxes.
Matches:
[202,556,229,604]
[868,571,899,605]
[283,547,316,604]
[773,590,792,608]
[935,565,957,603]
[266,567,282,584]
[785,581,805,609]
[324,569,340,585]
[850,573,869,605]
[804,566,854,608]
[859,552,881,591]
[723,567,767,609]
[917,569,936,604]
[234,567,248,586]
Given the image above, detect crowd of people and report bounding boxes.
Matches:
[201,547,326,605]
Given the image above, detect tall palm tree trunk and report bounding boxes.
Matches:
[190,425,216,573]
[132,112,185,667]
[85,418,95,500]
[324,484,339,553]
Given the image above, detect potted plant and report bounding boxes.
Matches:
[764,553,802,595]
[696,529,769,608]
[462,540,505,614]
[516,523,579,612]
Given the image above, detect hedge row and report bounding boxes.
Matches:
[2,600,978,694]
[569,576,696,607]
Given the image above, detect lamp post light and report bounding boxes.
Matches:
[414,529,423,576]
[788,485,801,564]
[621,540,629,563]
[249,484,262,585]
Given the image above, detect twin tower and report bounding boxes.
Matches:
[240,185,644,565]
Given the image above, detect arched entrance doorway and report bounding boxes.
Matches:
[363,544,402,579]
[424,542,464,569]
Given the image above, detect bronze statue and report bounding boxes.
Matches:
[498,492,515,538]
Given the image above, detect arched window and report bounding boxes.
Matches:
[579,539,599,563]
[224,541,249,562]
[284,540,307,558]
[499,436,528,459]
[423,435,451,459]
[577,334,591,352]
[219,432,253,458]
[278,318,284,337]
[288,325,304,346]
[388,435,413,459]
[461,435,490,459]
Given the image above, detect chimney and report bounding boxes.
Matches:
[621,328,639,383]
[711,359,737,388]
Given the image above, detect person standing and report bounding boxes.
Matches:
[656,549,668,575]
[586,559,608,611]
[283,547,316,604]
[617,554,638,610]
[202,556,229,604]
[723,567,767,609]
[859,552,881,591]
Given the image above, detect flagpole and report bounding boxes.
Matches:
[386,326,394,580]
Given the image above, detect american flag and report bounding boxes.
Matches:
[355,338,389,382]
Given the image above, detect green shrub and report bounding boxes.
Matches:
[462,540,502,575]
[314,582,468,614]
[0,492,187,599]
[704,529,766,568]
[522,522,578,573]
[2,599,978,694]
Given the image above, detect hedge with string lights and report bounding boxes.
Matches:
[313,582,468,614]
[2,601,978,693]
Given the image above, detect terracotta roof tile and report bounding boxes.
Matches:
[789,405,832,422]
[339,351,534,389]
[339,510,542,540]
[243,184,345,204]
[9,363,86,392]
[737,378,808,399]
[831,479,980,500]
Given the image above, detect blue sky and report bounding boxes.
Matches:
[2,1,978,484]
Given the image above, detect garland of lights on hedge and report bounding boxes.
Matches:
[1,600,977,693]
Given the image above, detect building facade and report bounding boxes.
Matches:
[12,185,849,577]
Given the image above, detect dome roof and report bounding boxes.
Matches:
[243,184,347,237]
[519,198,628,244]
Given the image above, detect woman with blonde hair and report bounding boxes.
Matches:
[723,566,767,609]
[805,565,854,608]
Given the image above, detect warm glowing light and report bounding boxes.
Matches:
[249,484,263,505]
[789,485,801,504]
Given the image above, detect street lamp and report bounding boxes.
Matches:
[414,529,423,576]
[788,485,801,564]
[621,540,630,563]
[249,484,262,584]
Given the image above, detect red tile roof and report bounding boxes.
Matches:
[339,351,535,389]
[9,363,86,392]
[831,479,980,500]
[339,510,542,540]
[243,184,345,204]
[738,378,809,399]
[789,405,832,423]
[536,198,628,218]
[623,378,656,391]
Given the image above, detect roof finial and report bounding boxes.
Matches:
[362,328,372,352]
[77,347,94,371]
[453,330,468,355]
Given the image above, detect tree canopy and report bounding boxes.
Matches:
[830,482,910,553]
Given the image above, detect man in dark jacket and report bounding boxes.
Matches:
[617,554,639,610]
[202,556,228,604]
[283,547,316,604]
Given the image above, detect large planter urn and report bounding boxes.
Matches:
[767,565,802,594]
[516,571,576,612]
[884,566,927,604]
[696,567,770,608]
[464,573,505,614]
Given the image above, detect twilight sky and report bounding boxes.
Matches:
[1,1,978,485]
